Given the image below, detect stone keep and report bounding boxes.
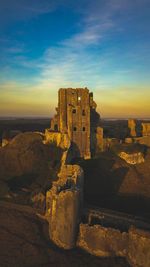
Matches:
[50,88,101,159]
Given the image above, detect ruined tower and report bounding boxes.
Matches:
[50,88,102,159]
[142,123,150,136]
[128,119,136,137]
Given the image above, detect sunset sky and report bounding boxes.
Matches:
[0,0,150,118]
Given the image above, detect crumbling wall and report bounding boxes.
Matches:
[118,151,144,164]
[44,129,70,150]
[128,227,150,267]
[46,162,84,249]
[77,223,128,257]
[142,123,150,136]
[77,223,150,266]
[47,186,81,249]
[49,88,103,159]
[96,127,103,153]
[128,119,136,137]
[125,136,150,147]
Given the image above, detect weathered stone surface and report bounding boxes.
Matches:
[128,227,150,267]
[46,162,84,249]
[50,88,102,159]
[142,123,150,136]
[78,223,150,266]
[118,152,144,164]
[125,136,150,147]
[44,130,70,149]
[77,224,128,257]
[48,189,81,249]
[128,119,136,137]
[96,126,104,153]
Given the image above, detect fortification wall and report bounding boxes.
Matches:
[44,129,70,149]
[46,164,84,249]
[77,223,150,267]
[45,129,84,249]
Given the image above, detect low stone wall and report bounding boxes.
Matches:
[77,224,128,257]
[77,223,150,267]
[118,151,144,164]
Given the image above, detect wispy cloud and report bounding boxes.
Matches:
[0,0,64,26]
[0,0,150,117]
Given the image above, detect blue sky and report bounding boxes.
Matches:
[0,0,150,118]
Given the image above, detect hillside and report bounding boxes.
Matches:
[78,148,150,218]
[0,132,63,207]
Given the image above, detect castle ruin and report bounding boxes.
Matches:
[142,122,150,136]
[128,119,136,137]
[50,88,103,159]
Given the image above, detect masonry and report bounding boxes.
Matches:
[50,88,103,159]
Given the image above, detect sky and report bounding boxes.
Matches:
[0,0,150,118]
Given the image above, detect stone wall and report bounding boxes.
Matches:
[142,123,150,136]
[77,223,150,267]
[46,164,84,249]
[45,130,84,249]
[125,136,150,147]
[128,227,150,267]
[96,127,104,153]
[49,88,102,159]
[128,119,136,137]
[118,151,144,164]
[77,223,128,257]
[44,129,70,150]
